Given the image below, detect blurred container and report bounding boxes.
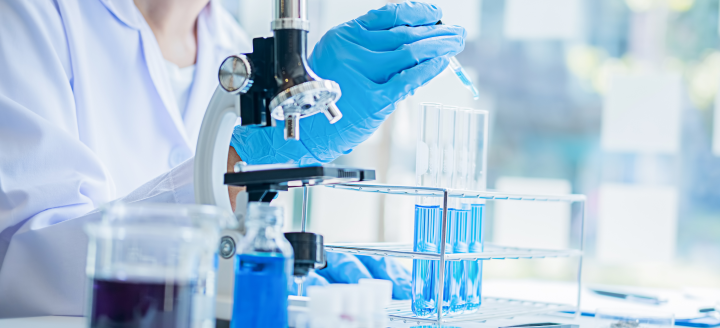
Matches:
[595,308,675,328]
[84,203,236,328]
[232,202,294,328]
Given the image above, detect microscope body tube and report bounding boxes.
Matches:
[272,0,313,93]
[269,0,342,140]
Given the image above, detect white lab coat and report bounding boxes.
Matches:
[0,0,251,318]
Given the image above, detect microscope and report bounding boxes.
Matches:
[192,0,374,319]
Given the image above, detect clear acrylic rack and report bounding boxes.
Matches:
[309,182,586,326]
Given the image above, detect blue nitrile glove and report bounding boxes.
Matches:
[231,1,466,164]
[311,253,411,300]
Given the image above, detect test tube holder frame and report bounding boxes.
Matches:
[297,182,585,326]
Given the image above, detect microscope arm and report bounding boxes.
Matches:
[193,85,239,212]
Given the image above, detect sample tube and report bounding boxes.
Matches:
[444,106,470,315]
[436,20,480,100]
[464,109,489,313]
[412,103,443,317]
[448,57,480,100]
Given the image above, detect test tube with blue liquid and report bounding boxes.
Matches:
[440,105,467,315]
[464,108,489,313]
[412,103,489,317]
[412,103,443,317]
[437,20,480,100]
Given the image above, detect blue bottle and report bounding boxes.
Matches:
[465,203,484,312]
[232,203,293,328]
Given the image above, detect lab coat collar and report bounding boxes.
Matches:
[97,0,143,30]
[97,0,244,150]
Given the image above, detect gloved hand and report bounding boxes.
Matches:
[232,1,466,164]
[290,253,411,299]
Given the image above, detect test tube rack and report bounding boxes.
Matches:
[300,182,586,326]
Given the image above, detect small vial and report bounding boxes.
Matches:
[448,57,480,100]
[436,20,480,100]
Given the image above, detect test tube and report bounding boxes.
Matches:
[439,105,457,189]
[448,57,480,100]
[436,20,481,100]
[412,103,443,317]
[445,106,471,315]
[464,108,489,313]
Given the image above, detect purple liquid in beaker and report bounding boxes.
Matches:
[89,278,194,328]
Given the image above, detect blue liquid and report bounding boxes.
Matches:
[453,68,480,100]
[232,254,288,328]
[444,208,469,315]
[411,205,470,316]
[465,204,484,312]
[412,205,441,317]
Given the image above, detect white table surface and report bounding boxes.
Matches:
[0,314,596,328]
[1,280,716,328]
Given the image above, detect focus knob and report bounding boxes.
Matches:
[218,54,253,94]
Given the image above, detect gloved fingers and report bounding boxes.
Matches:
[352,34,464,84]
[356,1,442,31]
[288,271,330,297]
[341,24,465,53]
[374,55,450,106]
[315,252,373,284]
[355,255,412,300]
[231,124,321,165]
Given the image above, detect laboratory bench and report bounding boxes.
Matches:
[1,281,716,328]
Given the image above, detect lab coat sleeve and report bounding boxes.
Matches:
[0,1,197,318]
[0,94,198,318]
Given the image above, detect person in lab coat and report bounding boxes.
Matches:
[0,0,465,318]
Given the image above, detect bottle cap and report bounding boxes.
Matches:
[247,202,283,225]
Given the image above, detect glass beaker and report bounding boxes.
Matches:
[232,202,293,328]
[84,203,236,328]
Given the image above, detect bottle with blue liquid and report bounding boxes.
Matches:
[232,202,293,328]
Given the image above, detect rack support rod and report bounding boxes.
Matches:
[301,186,308,232]
[436,189,449,324]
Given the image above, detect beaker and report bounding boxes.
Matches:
[84,203,236,328]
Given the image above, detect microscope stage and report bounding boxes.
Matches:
[224,164,375,189]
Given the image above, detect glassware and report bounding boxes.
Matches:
[413,103,443,317]
[84,203,236,328]
[443,105,467,315]
[232,202,293,328]
[465,108,489,313]
[413,103,490,317]
[448,57,480,100]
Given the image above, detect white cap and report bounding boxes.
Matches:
[359,278,393,309]
[307,286,341,318]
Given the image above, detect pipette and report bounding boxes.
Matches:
[437,20,480,100]
[448,56,480,100]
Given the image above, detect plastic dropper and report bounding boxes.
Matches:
[437,20,480,100]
